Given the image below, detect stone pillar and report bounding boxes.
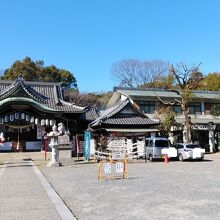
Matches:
[209,129,215,153]
[201,102,205,115]
[168,132,174,145]
[208,122,216,153]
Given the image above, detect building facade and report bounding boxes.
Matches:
[108,87,220,152]
[90,98,158,133]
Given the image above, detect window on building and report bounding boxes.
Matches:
[189,103,201,114]
[210,104,220,116]
[172,105,182,114]
[138,101,156,113]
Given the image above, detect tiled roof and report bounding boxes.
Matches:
[84,106,100,121]
[115,87,220,100]
[90,99,158,128]
[102,116,156,125]
[0,77,85,113]
[0,76,47,103]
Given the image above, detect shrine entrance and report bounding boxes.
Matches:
[4,123,39,152]
[0,111,56,152]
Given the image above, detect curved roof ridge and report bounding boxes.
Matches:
[0,76,48,103]
[0,79,61,86]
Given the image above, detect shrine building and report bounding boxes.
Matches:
[0,76,86,152]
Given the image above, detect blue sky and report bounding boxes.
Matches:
[0,0,220,92]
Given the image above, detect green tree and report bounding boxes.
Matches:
[155,106,176,136]
[198,73,220,91]
[96,91,113,109]
[2,56,77,89]
[211,104,220,116]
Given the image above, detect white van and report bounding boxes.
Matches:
[145,137,170,161]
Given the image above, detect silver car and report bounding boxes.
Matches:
[173,143,205,161]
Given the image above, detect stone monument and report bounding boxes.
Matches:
[57,123,72,159]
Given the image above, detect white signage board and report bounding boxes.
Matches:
[162,147,177,158]
[103,163,111,174]
[115,162,124,173]
[112,152,125,160]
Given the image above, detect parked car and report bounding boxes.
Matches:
[145,137,170,161]
[172,143,205,161]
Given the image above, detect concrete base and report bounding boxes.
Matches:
[58,149,72,159]
[47,161,60,167]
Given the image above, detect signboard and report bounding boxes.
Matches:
[191,124,208,130]
[98,159,128,180]
[115,162,124,173]
[103,162,112,174]
[112,152,125,160]
[78,141,84,154]
[37,124,44,139]
[58,135,70,145]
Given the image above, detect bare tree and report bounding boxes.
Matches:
[111,59,169,88]
[158,63,203,143]
[64,90,112,109]
[64,90,98,107]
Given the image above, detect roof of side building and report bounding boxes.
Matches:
[90,98,159,128]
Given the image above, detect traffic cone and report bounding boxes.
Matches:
[164,154,169,164]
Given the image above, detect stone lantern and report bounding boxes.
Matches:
[47,125,61,167]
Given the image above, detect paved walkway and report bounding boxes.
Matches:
[0,159,76,220]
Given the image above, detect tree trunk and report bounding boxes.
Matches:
[182,103,191,143]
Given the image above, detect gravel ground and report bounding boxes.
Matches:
[39,153,220,220]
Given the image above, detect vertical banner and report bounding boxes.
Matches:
[76,134,80,158]
[84,131,91,160]
[37,124,43,139]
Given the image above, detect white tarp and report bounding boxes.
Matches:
[0,142,12,150]
[26,142,41,150]
[137,140,145,157]
[193,148,205,158]
[90,138,96,156]
[161,147,177,158]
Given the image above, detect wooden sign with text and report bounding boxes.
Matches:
[58,135,70,145]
